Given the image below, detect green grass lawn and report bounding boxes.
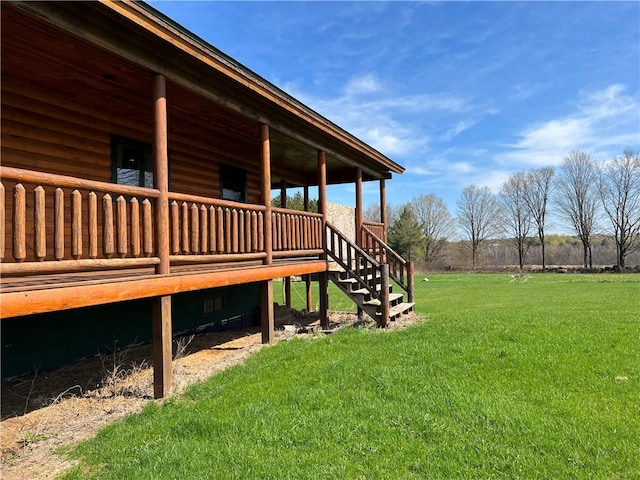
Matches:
[62,274,639,479]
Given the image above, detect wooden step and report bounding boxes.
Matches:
[387,302,414,320]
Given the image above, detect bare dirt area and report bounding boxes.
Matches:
[1,308,422,480]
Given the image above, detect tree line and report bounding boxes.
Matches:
[368,149,640,271]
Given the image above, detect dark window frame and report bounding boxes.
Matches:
[219,163,247,203]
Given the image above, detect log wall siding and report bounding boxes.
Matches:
[1,77,263,262]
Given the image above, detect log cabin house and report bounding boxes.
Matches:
[0,1,414,398]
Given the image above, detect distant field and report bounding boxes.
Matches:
[62,273,639,479]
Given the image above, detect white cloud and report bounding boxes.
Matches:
[497,84,639,166]
[344,74,382,96]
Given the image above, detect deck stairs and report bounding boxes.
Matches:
[325,223,414,326]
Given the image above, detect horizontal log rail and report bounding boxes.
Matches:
[271,208,323,253]
[0,166,161,199]
[0,257,160,276]
[361,225,414,303]
[326,222,384,302]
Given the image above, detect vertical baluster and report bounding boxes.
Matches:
[34,186,46,261]
[257,212,264,252]
[208,206,216,253]
[190,203,199,254]
[285,214,291,250]
[200,205,208,254]
[272,213,278,251]
[130,198,140,258]
[88,192,98,259]
[216,207,224,253]
[303,217,309,250]
[238,210,245,253]
[116,196,127,258]
[0,183,5,261]
[245,210,252,253]
[251,211,258,252]
[170,200,179,254]
[54,188,64,260]
[295,216,301,250]
[224,208,231,254]
[231,208,239,253]
[181,202,189,254]
[72,190,82,259]
[142,199,153,257]
[103,194,114,259]
[13,183,26,262]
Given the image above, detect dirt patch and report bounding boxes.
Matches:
[1,308,422,479]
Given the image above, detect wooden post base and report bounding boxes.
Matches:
[261,280,274,344]
[152,295,172,399]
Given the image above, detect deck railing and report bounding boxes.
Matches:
[362,220,385,242]
[0,166,161,275]
[167,192,267,264]
[361,225,414,303]
[326,222,387,303]
[1,166,323,276]
[272,207,323,258]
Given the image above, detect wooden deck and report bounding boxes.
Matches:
[0,257,327,319]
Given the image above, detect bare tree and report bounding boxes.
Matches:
[499,172,533,269]
[456,185,502,268]
[410,194,456,265]
[522,167,554,270]
[598,148,640,269]
[364,203,399,227]
[555,151,600,269]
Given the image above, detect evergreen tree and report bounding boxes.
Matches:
[388,204,422,261]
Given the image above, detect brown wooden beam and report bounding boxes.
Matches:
[0,261,327,319]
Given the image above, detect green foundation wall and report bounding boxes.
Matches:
[1,283,261,380]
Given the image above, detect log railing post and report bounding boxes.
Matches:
[152,73,172,399]
[260,124,274,344]
[407,261,415,304]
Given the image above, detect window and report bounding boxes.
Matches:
[220,163,247,202]
[202,295,224,315]
[111,136,153,188]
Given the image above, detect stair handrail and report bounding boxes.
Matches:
[325,222,384,302]
[361,225,414,303]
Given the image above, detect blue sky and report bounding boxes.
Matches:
[149,1,639,218]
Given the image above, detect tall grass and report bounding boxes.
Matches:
[62,274,639,479]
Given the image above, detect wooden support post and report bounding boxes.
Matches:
[317,150,328,327]
[303,185,313,311]
[407,261,415,304]
[380,264,390,327]
[152,296,172,398]
[261,125,272,265]
[305,274,313,312]
[355,168,363,248]
[380,178,387,243]
[152,73,172,398]
[319,271,329,329]
[280,179,291,307]
[261,280,274,344]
